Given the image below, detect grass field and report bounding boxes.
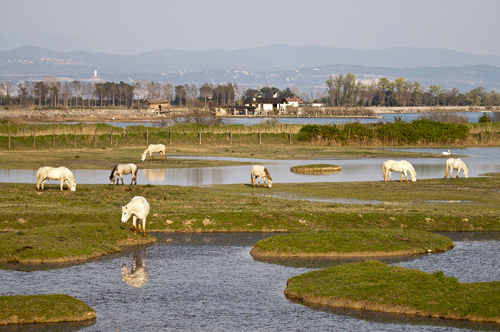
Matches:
[0,170,499,263]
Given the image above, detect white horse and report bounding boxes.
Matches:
[121,196,150,237]
[110,163,138,185]
[444,158,468,179]
[36,166,77,191]
[121,249,149,288]
[141,144,167,161]
[382,160,417,182]
[442,149,451,155]
[251,165,273,188]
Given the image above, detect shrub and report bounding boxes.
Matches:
[478,112,493,123]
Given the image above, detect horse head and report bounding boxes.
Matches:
[463,164,469,178]
[70,180,77,191]
[109,175,115,184]
[121,206,131,223]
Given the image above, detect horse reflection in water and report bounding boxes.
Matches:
[121,249,149,288]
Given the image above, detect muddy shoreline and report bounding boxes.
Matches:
[250,244,456,259]
[284,288,500,323]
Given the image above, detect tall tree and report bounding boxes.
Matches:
[175,85,186,106]
[199,83,213,106]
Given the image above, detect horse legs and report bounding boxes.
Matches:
[60,179,65,190]
[132,216,137,233]
[388,171,393,182]
[41,178,47,191]
[257,176,261,188]
[120,175,124,185]
[142,218,146,237]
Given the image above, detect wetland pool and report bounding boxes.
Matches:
[0,232,499,332]
[1,148,500,186]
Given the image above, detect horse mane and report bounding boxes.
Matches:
[110,165,118,179]
[264,167,272,181]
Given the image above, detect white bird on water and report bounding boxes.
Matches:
[442,149,451,155]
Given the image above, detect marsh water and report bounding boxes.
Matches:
[81,111,488,128]
[1,232,500,332]
[2,147,500,186]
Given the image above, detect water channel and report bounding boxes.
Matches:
[0,232,499,332]
[1,147,500,186]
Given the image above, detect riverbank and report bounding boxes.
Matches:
[250,229,455,259]
[285,260,500,323]
[0,294,96,325]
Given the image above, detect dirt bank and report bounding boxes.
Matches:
[284,288,500,323]
[249,245,454,259]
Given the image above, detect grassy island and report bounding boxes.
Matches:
[0,294,96,325]
[0,223,155,264]
[285,261,500,323]
[290,164,342,174]
[250,229,455,258]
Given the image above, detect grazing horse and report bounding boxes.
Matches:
[141,144,167,161]
[36,166,77,191]
[382,160,417,183]
[110,163,138,185]
[444,158,468,179]
[121,249,149,288]
[251,165,273,188]
[121,196,150,237]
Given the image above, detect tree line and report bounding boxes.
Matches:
[0,74,499,108]
[325,73,500,107]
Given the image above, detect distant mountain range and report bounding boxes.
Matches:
[1,44,499,91]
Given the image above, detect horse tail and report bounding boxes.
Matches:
[134,165,138,178]
[444,159,450,177]
[264,167,272,181]
[382,162,387,181]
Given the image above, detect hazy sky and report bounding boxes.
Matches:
[2,0,500,55]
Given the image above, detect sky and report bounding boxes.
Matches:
[2,0,500,55]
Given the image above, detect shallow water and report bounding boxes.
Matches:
[1,233,499,332]
[2,147,500,186]
[62,111,487,128]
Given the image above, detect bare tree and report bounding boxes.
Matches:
[4,80,13,97]
[72,80,82,107]
[161,83,173,101]
[185,84,198,105]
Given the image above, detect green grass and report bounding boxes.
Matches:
[285,261,500,322]
[0,223,155,263]
[0,294,95,324]
[252,229,454,256]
